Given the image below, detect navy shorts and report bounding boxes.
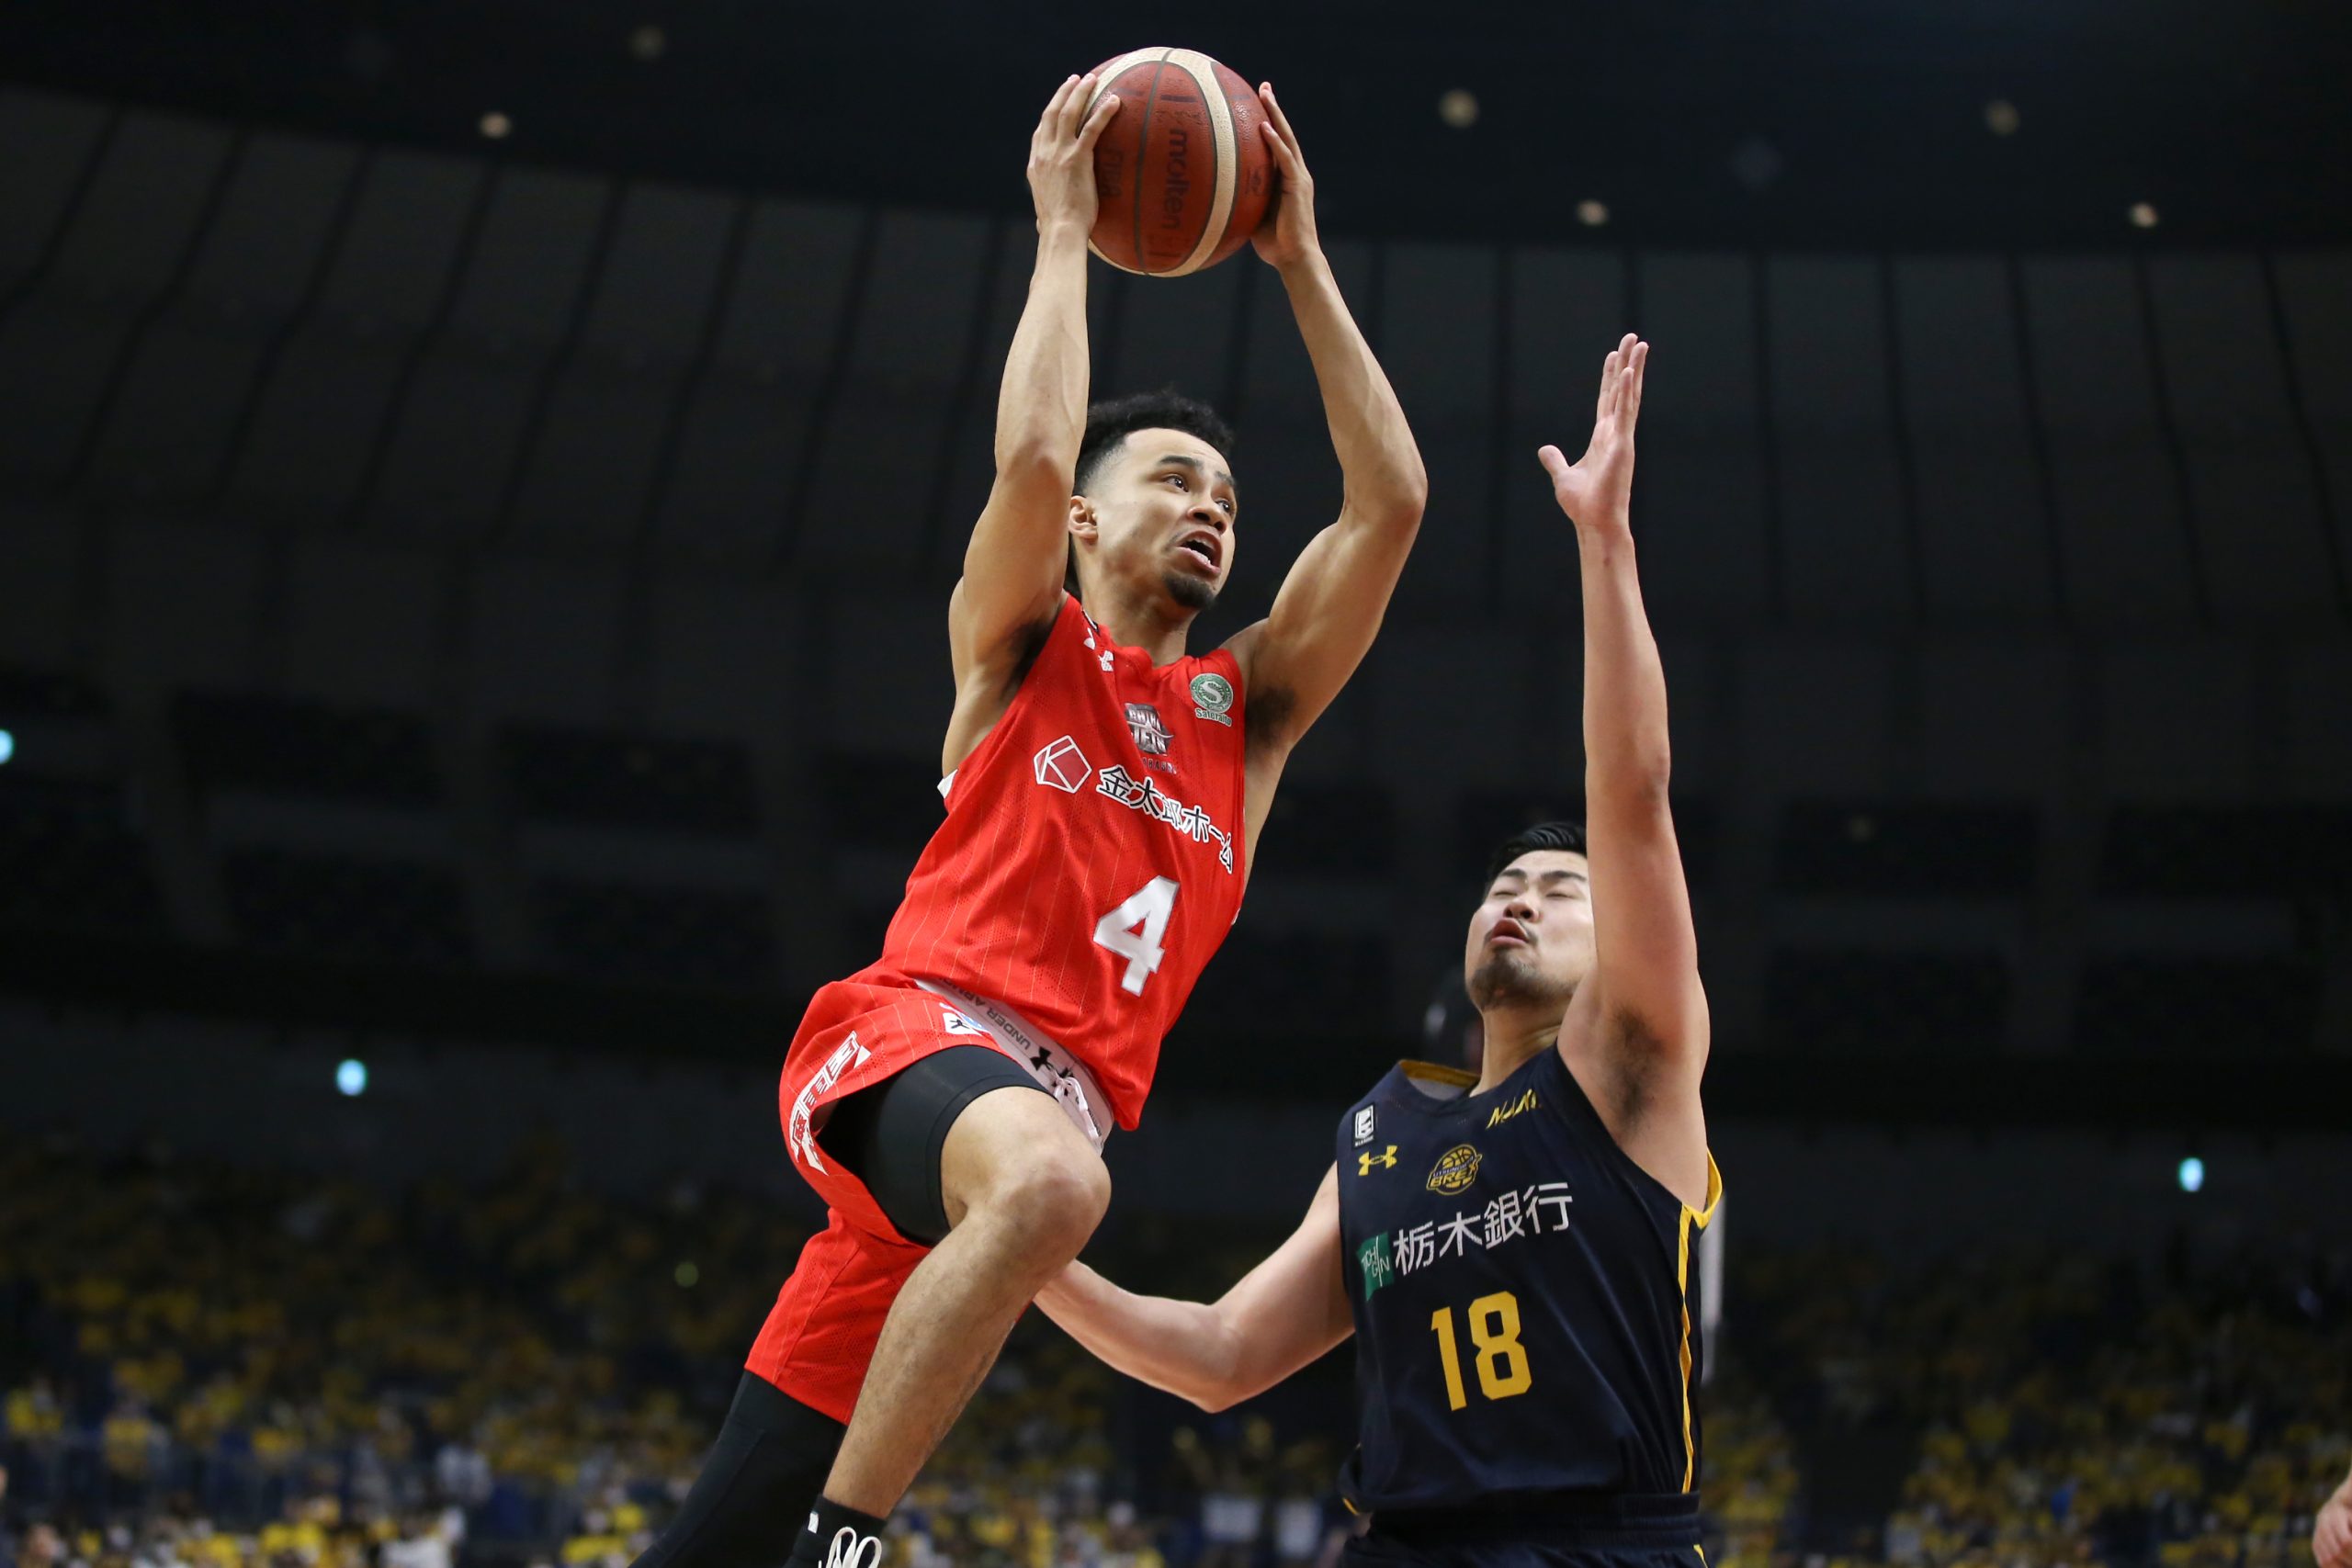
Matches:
[1344,1497,1704,1568]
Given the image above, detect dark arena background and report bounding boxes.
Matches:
[2,3,2349,1567]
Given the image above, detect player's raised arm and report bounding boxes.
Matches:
[2317,1459,2352,1568]
[1033,1164,1352,1412]
[1224,85,1428,755]
[949,75,1122,680]
[1539,338,1710,1077]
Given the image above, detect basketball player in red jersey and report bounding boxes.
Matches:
[628,72,1427,1568]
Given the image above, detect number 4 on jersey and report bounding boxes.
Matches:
[1095,877,1179,995]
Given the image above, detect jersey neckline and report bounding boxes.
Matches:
[1073,592,1227,676]
[1382,1048,1552,1118]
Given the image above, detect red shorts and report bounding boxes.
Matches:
[745,977,1001,1423]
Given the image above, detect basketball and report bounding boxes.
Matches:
[1083,48,1272,277]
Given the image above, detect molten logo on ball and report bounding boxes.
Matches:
[1082,47,1270,277]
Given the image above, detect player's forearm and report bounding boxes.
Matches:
[1280,253,1428,526]
[1033,1261,1243,1410]
[992,223,1093,476]
[1577,526,1673,810]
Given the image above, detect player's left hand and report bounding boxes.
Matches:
[1538,333,1647,535]
[1250,84,1320,270]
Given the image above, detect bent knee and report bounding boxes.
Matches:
[975,1146,1110,1258]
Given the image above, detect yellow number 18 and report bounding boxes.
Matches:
[1429,1290,1533,1411]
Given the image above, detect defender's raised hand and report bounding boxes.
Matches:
[2317,1479,2352,1568]
[1250,83,1320,270]
[1537,334,1648,535]
[1027,73,1121,236]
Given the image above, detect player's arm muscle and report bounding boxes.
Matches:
[1034,1164,1351,1412]
[950,78,1118,682]
[1547,339,1709,1071]
[1223,95,1427,755]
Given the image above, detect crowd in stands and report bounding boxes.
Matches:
[0,1137,1369,1568]
[4,1135,2345,1568]
[1738,1243,2352,1568]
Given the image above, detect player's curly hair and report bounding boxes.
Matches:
[1482,820,1589,890]
[1073,389,1236,496]
[1067,389,1236,594]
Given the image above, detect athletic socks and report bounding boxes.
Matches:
[788,1497,888,1568]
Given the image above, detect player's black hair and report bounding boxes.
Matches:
[1067,389,1237,594]
[1073,389,1235,496]
[1482,820,1589,891]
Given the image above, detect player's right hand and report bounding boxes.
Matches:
[1028,73,1120,237]
[2316,1486,2352,1568]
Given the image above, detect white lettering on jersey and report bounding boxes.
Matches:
[786,1032,873,1173]
[1094,764,1235,873]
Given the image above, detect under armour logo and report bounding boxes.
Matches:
[1358,1145,1399,1175]
[1031,1046,1053,1072]
[1099,649,1114,671]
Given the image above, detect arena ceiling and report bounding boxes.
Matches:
[5,0,2347,250]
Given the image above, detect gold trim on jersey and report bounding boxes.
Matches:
[1398,1058,1480,1089]
[1677,1152,1724,1492]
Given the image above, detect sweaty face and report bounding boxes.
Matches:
[1463,850,1595,1012]
[1071,428,1238,613]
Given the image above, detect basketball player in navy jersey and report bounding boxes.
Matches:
[1038,335,1722,1566]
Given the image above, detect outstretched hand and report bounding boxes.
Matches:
[1028,73,1121,236]
[1250,84,1320,270]
[1537,334,1648,535]
[2317,1485,2352,1568]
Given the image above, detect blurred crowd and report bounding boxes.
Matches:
[6,1136,2345,1568]
[0,1138,1373,1568]
[1739,1242,2352,1568]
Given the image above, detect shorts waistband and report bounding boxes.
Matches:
[1370,1492,1700,1548]
[912,978,1109,1153]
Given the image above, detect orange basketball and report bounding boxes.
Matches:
[1083,49,1272,277]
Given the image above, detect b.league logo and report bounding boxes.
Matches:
[1125,702,1172,756]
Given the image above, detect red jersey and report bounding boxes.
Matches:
[855,593,1250,1129]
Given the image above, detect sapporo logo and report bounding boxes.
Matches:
[1426,1144,1483,1195]
[1190,672,1235,726]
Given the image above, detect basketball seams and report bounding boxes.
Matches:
[1084,48,1166,274]
[1165,51,1236,278]
[1129,52,1170,276]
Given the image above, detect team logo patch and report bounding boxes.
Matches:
[1125,702,1172,756]
[1033,736,1091,794]
[1357,1232,1395,1301]
[1358,1145,1398,1176]
[1353,1105,1378,1146]
[1486,1089,1539,1128]
[1190,672,1235,726]
[1426,1144,1483,1195]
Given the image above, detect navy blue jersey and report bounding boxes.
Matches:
[1335,1046,1721,1514]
